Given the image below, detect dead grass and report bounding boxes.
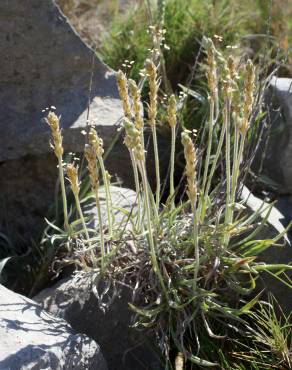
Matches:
[56,0,139,48]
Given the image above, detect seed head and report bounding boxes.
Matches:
[222,61,234,99]
[240,59,255,134]
[206,38,217,100]
[123,118,144,161]
[228,55,238,81]
[232,81,242,116]
[181,132,197,204]
[135,143,145,162]
[123,118,140,149]
[84,144,100,191]
[46,111,63,157]
[128,79,144,132]
[167,94,177,127]
[116,70,132,118]
[145,59,158,126]
[88,127,104,157]
[66,163,80,196]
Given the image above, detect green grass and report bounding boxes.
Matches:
[98,0,292,154]
[99,0,292,81]
[228,299,292,369]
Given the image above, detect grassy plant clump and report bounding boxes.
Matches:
[41,38,292,368]
[231,299,292,369]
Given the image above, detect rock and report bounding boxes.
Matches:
[0,186,138,296]
[34,274,163,370]
[0,154,59,242]
[276,195,292,231]
[255,77,292,194]
[0,284,107,370]
[84,186,138,230]
[0,131,170,247]
[0,0,122,162]
[0,0,123,243]
[240,185,292,315]
[0,0,172,244]
[240,185,289,241]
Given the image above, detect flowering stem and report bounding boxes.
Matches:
[94,188,105,272]
[230,116,240,223]
[130,150,142,229]
[191,202,199,290]
[170,125,176,208]
[73,193,95,266]
[224,98,232,246]
[152,125,161,209]
[97,156,113,238]
[235,133,246,190]
[138,160,167,297]
[74,194,90,241]
[205,122,226,198]
[58,156,70,232]
[202,98,214,193]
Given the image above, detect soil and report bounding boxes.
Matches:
[56,0,140,50]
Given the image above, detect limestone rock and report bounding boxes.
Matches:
[0,284,107,370]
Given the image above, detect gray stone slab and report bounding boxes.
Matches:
[276,195,292,231]
[0,0,123,162]
[34,274,163,370]
[240,185,292,315]
[0,0,170,246]
[0,284,107,370]
[84,186,138,230]
[256,77,292,194]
